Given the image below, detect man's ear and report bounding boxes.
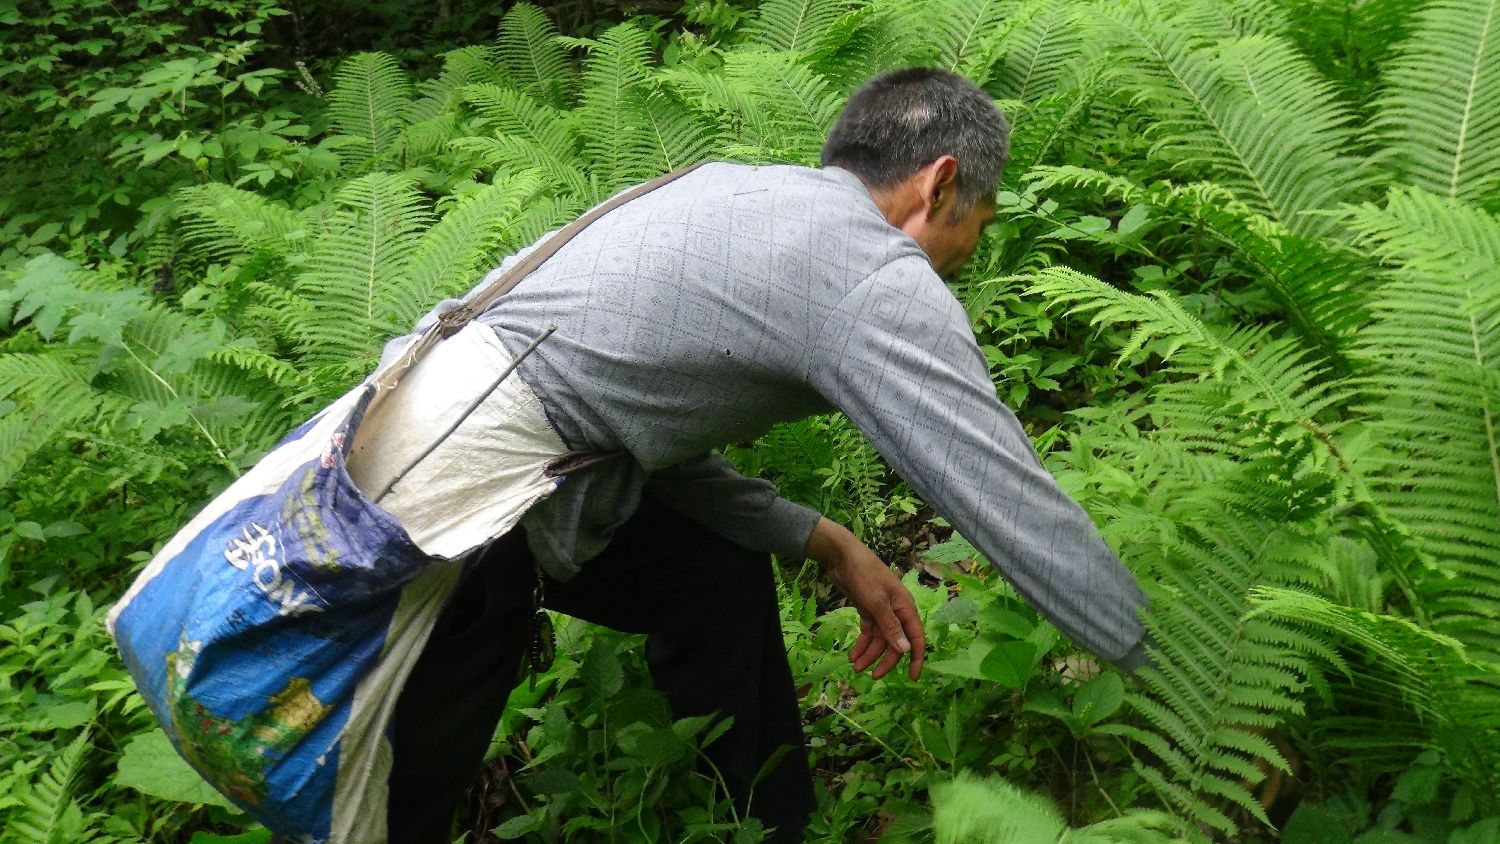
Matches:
[923,156,961,220]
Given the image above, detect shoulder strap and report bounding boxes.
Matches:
[394,161,711,368]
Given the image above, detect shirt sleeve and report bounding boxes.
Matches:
[644,452,822,562]
[808,256,1149,666]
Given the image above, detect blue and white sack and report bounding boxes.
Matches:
[107,321,569,843]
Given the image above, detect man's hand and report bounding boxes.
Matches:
[804,517,925,681]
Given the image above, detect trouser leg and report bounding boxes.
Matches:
[544,500,815,842]
[386,531,532,844]
[386,500,814,843]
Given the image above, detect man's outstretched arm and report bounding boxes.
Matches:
[809,256,1151,671]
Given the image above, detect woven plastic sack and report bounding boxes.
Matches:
[107,323,566,843]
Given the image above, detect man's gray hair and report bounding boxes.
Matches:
[821,68,1010,214]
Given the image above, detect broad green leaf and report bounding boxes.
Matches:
[114,729,237,809]
[1072,673,1124,726]
[978,641,1037,688]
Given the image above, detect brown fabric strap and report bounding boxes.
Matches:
[398,161,711,365]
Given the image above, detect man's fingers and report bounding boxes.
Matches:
[871,602,911,655]
[892,598,925,680]
[851,618,884,671]
[871,644,902,680]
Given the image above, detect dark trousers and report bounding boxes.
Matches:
[385,499,815,842]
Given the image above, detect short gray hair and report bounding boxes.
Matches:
[821,68,1010,213]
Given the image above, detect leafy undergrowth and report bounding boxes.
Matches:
[5,0,1500,840]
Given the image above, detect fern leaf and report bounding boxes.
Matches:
[1096,5,1369,237]
[326,52,415,170]
[933,771,1179,843]
[932,772,1068,843]
[405,173,545,316]
[745,0,857,56]
[1249,586,1500,813]
[570,23,657,192]
[1376,0,1500,204]
[496,2,575,107]
[722,50,843,163]
[410,45,506,125]
[450,134,597,204]
[660,64,774,151]
[10,728,92,844]
[1023,267,1353,444]
[991,0,1086,101]
[1022,165,1369,357]
[0,404,71,487]
[1343,189,1500,655]
[175,184,307,263]
[286,173,433,374]
[462,83,581,166]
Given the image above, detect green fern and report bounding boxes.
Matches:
[745,0,857,57]
[720,50,843,162]
[1021,165,1369,358]
[933,771,1178,843]
[174,183,308,263]
[326,52,415,171]
[567,22,658,193]
[1095,4,1370,237]
[495,2,575,107]
[454,83,592,199]
[1342,188,1500,657]
[989,0,1085,102]
[1248,586,1500,812]
[7,728,93,844]
[283,172,433,375]
[404,173,546,314]
[1375,0,1500,205]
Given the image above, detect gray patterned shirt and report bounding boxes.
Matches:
[392,163,1148,668]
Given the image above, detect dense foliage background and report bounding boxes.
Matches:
[2,0,1498,841]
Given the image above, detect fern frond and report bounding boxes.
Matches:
[570,23,657,192]
[1246,586,1467,719]
[0,404,71,486]
[1342,189,1500,654]
[880,0,1013,82]
[286,173,433,372]
[1000,67,1105,174]
[745,0,857,57]
[1095,6,1368,237]
[326,52,415,170]
[990,0,1086,101]
[207,341,310,394]
[1250,586,1500,809]
[510,193,588,246]
[108,309,289,459]
[175,184,307,263]
[0,350,99,409]
[1375,0,1500,204]
[406,173,546,315]
[660,64,774,151]
[1023,165,1370,356]
[932,772,1065,843]
[496,2,575,107]
[1158,0,1292,41]
[1269,0,1421,107]
[1125,514,1326,837]
[9,728,92,844]
[450,135,596,205]
[405,47,504,162]
[410,45,506,125]
[1023,267,1354,444]
[722,50,843,163]
[462,84,581,166]
[930,771,1177,842]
